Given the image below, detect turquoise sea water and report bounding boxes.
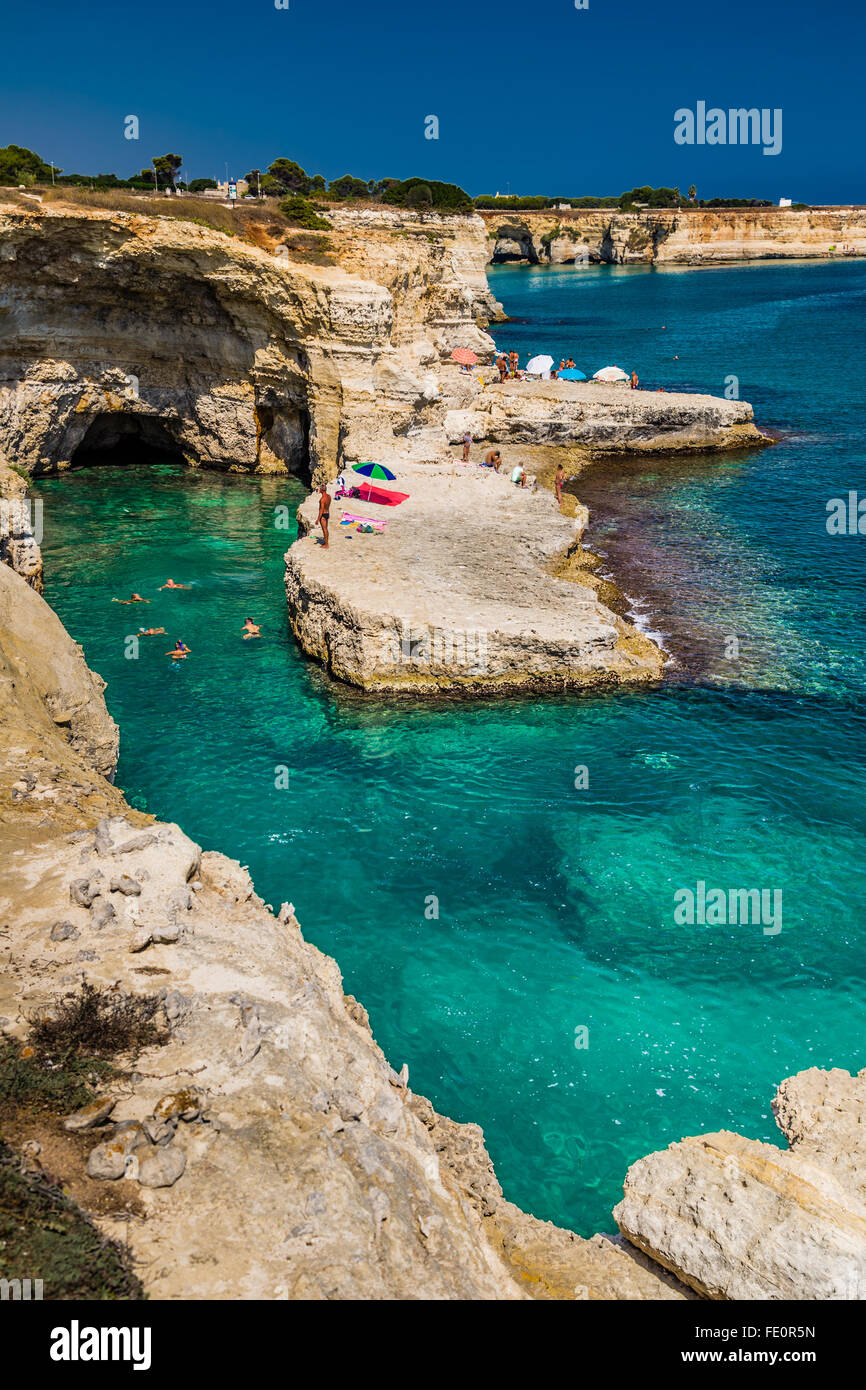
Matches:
[36,259,866,1237]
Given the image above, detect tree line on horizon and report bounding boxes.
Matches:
[0,146,474,213]
[476,185,776,211]
[0,147,785,213]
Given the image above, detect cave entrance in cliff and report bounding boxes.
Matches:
[255,400,312,487]
[70,414,189,469]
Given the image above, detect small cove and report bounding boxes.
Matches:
[35,258,866,1237]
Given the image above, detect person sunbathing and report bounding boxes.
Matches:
[112,593,148,604]
[241,617,261,639]
[159,579,191,590]
[566,358,576,369]
[482,449,502,469]
[511,464,527,488]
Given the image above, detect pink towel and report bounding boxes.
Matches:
[340,513,387,531]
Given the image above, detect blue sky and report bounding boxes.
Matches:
[1,0,863,203]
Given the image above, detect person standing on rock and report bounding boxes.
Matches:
[497,354,508,383]
[316,484,331,549]
[630,370,640,390]
[462,432,472,463]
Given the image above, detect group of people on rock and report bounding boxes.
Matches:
[495,351,521,381]
[493,352,642,391]
[495,352,583,383]
[457,439,568,510]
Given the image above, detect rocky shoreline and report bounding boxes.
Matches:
[2,195,864,1299]
[3,558,865,1300]
[286,457,663,696]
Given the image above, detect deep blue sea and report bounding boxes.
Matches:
[37,258,866,1238]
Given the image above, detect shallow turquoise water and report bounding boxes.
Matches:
[37,259,866,1237]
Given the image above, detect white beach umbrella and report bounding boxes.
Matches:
[525,354,555,375]
[593,365,629,382]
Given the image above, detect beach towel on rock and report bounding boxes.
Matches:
[356,487,409,507]
[340,513,388,531]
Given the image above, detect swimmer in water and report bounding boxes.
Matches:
[159,579,191,590]
[138,627,166,636]
[165,639,191,658]
[241,617,261,639]
[112,593,149,604]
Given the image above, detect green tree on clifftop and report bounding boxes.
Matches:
[152,153,183,191]
[263,158,311,196]
[0,145,56,186]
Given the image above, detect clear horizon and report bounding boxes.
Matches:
[0,0,862,204]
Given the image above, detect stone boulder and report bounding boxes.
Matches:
[614,1067,866,1300]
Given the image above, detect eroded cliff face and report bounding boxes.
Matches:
[0,457,42,590]
[483,207,866,266]
[0,200,773,500]
[0,203,499,485]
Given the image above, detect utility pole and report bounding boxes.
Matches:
[50,161,55,186]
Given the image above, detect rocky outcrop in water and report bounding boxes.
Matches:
[615,1068,866,1299]
[286,459,662,694]
[446,379,765,454]
[483,207,866,265]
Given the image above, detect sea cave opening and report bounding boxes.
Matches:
[69,414,189,470]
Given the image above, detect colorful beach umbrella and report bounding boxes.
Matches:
[352,460,397,501]
[352,462,397,481]
[558,367,587,380]
[525,354,555,375]
[593,365,629,382]
[451,347,479,366]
